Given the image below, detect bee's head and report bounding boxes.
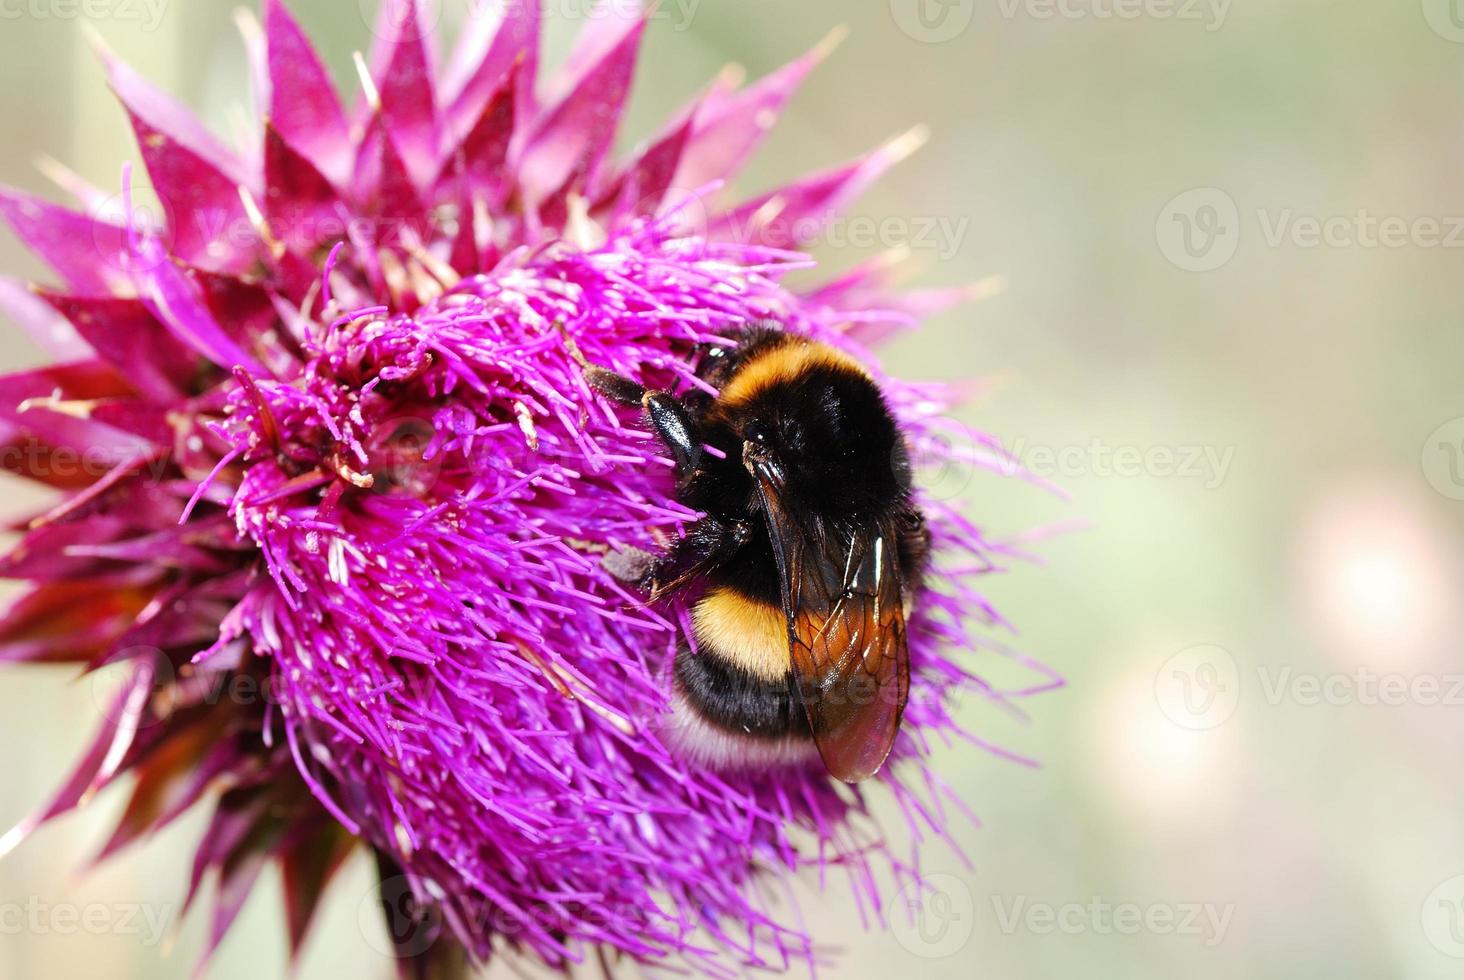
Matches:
[721,342,910,524]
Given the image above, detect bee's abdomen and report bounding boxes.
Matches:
[673,587,812,741]
[673,647,810,740]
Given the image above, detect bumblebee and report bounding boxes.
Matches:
[587,326,928,783]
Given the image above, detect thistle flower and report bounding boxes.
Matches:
[0,1,1059,975]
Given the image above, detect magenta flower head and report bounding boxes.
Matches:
[0,1,1058,974]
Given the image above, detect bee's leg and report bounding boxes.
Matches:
[583,366,647,405]
[642,391,703,474]
[645,516,752,598]
[584,367,704,474]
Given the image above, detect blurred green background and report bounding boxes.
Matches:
[4,1,1464,977]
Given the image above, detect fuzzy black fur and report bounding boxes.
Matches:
[616,326,928,747]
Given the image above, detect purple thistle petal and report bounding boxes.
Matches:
[93,42,253,189]
[599,111,695,219]
[0,581,152,665]
[713,128,929,251]
[39,291,196,399]
[0,360,157,462]
[92,734,246,864]
[516,5,647,209]
[0,656,156,859]
[353,114,428,230]
[263,122,346,254]
[372,0,441,187]
[262,0,353,186]
[118,115,258,276]
[674,28,846,193]
[279,821,354,959]
[97,49,262,275]
[443,0,539,144]
[136,255,267,375]
[0,275,87,358]
[188,265,307,372]
[0,515,145,582]
[0,186,133,295]
[442,62,519,204]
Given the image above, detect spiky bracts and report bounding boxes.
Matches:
[0,0,1058,974]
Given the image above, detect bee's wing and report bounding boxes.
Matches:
[773,518,911,783]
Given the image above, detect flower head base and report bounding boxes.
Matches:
[0,0,1059,973]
